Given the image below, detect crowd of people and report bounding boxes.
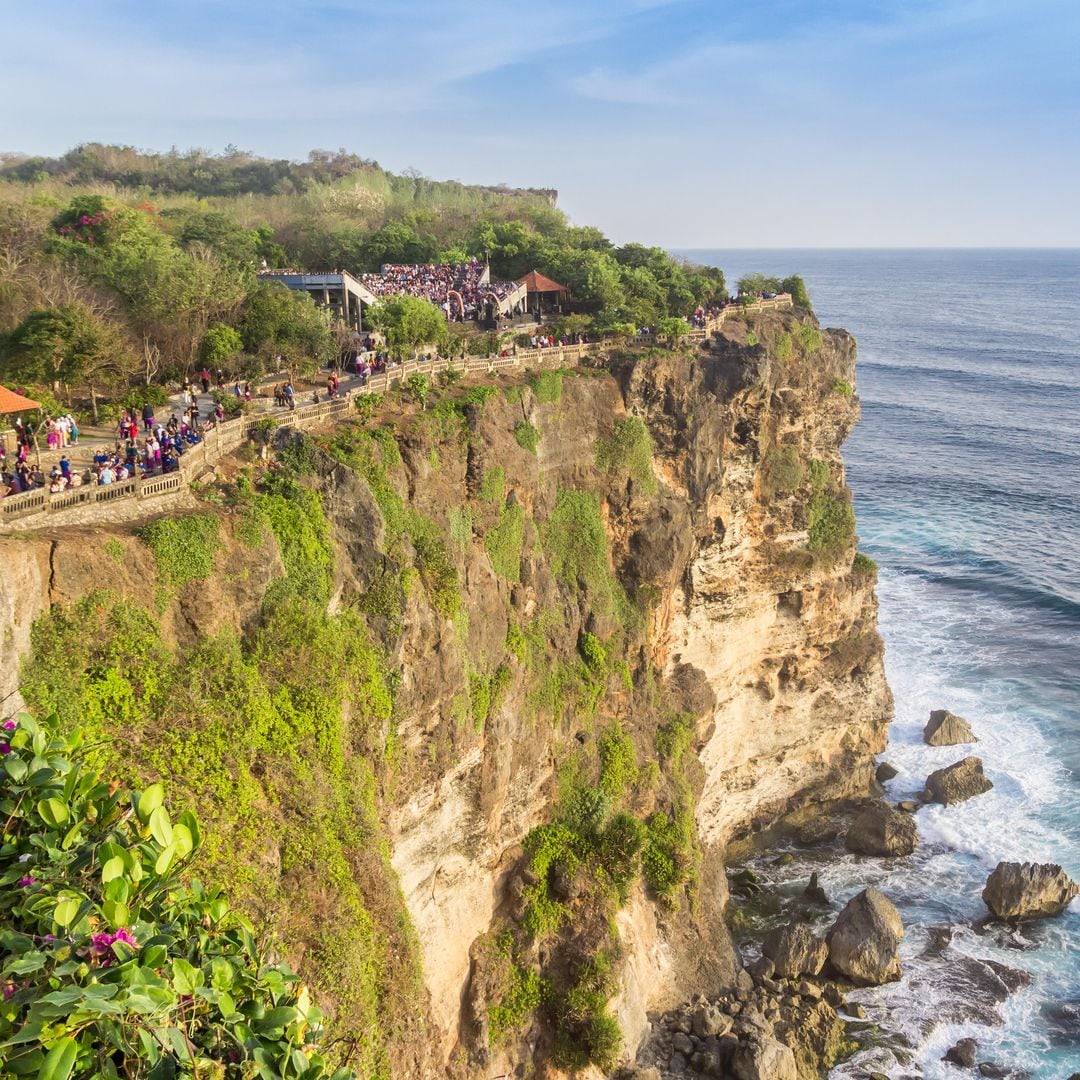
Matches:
[359,260,519,321]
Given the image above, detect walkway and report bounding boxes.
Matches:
[0,295,792,531]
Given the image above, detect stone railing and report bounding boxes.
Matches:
[0,296,792,531]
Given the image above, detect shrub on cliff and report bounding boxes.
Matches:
[596,417,657,496]
[0,712,353,1079]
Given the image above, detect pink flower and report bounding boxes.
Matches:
[0,743,9,755]
[2,984,15,1000]
[17,876,34,887]
[89,927,139,966]
[3,720,15,730]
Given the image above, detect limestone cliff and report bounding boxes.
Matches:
[0,307,890,1078]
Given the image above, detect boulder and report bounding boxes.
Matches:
[762,921,828,979]
[826,888,904,985]
[876,761,899,782]
[731,1036,798,1080]
[691,1003,732,1038]
[926,756,993,805]
[925,709,977,746]
[943,1038,978,1068]
[845,800,919,856]
[982,862,1079,920]
[897,800,920,813]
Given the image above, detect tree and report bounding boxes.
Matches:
[199,322,243,367]
[242,284,336,373]
[657,316,691,348]
[2,302,134,418]
[367,296,447,361]
[737,273,782,300]
[781,274,812,311]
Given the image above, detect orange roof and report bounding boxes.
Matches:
[519,270,568,294]
[0,385,41,413]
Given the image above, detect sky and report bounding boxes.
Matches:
[1,0,1079,247]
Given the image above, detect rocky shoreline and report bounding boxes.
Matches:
[623,709,1078,1080]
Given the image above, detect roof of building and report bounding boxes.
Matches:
[0,385,42,413]
[518,270,568,294]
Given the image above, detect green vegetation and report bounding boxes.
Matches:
[542,490,632,624]
[797,322,824,352]
[0,713,354,1079]
[528,369,564,404]
[510,708,697,1070]
[852,551,878,579]
[0,143,730,422]
[485,501,525,582]
[513,419,540,453]
[775,331,793,361]
[832,377,854,396]
[22,486,412,1077]
[761,445,804,495]
[138,513,221,588]
[737,273,812,311]
[802,455,855,562]
[596,416,657,496]
[199,321,243,366]
[486,935,548,1043]
[448,505,474,554]
[479,464,506,503]
[402,372,431,409]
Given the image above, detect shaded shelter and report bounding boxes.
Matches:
[0,385,42,412]
[519,270,569,319]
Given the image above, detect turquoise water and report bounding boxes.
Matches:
[681,250,1080,1077]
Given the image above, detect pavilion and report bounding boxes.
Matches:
[518,270,569,319]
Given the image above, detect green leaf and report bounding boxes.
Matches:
[53,898,79,928]
[136,1028,160,1064]
[135,782,164,825]
[171,822,193,859]
[101,856,125,883]
[104,877,130,904]
[4,755,28,783]
[101,899,129,929]
[255,1005,298,1033]
[6,950,46,975]
[36,798,69,828]
[60,820,83,851]
[35,1036,77,1080]
[178,810,201,851]
[211,957,235,990]
[148,806,172,847]
[170,957,201,995]
[154,843,175,876]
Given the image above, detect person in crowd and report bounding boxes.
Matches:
[200,367,211,393]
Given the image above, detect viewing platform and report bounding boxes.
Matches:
[0,295,792,533]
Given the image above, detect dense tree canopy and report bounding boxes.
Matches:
[0,144,812,411]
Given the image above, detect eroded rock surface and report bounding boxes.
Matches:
[924,709,977,746]
[982,862,1079,920]
[826,888,904,985]
[926,756,993,805]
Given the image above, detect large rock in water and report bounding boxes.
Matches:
[846,800,919,856]
[732,1035,798,1080]
[924,709,977,746]
[762,921,828,979]
[926,756,993,805]
[826,888,904,985]
[982,862,1079,920]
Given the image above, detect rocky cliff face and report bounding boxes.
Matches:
[0,308,890,1077]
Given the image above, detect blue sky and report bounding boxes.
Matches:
[2,0,1078,246]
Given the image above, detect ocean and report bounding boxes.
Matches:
[679,249,1080,1078]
